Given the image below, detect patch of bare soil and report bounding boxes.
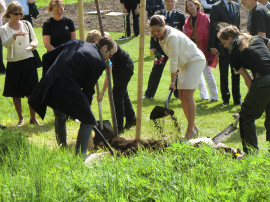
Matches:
[34,0,249,34]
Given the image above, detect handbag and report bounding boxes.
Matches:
[28,3,39,19]
[24,21,42,68]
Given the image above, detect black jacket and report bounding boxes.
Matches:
[208,0,240,49]
[29,40,106,125]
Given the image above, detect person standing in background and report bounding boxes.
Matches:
[144,0,185,99]
[183,0,219,102]
[0,1,40,126]
[42,0,76,52]
[120,0,140,37]
[146,0,165,19]
[242,0,270,38]
[208,0,241,106]
[0,0,6,74]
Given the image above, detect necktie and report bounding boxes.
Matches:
[228,2,234,19]
[166,11,170,23]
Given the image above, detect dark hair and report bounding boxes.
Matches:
[97,37,116,51]
[150,15,166,27]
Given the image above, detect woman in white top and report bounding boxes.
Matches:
[0,1,40,126]
[150,15,206,140]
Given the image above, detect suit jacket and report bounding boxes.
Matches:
[146,0,165,18]
[29,39,106,125]
[208,0,240,50]
[151,9,186,51]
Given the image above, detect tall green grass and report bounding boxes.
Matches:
[1,129,270,200]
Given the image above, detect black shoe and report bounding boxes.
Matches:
[234,102,242,106]
[125,120,136,130]
[209,99,218,103]
[0,124,7,130]
[222,102,229,106]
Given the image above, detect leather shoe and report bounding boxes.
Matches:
[209,99,218,103]
[142,95,153,100]
[0,124,7,130]
[234,102,242,106]
[125,119,136,130]
[222,102,229,106]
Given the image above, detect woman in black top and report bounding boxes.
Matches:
[218,24,270,155]
[42,0,76,51]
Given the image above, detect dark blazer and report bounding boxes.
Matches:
[151,9,186,50]
[29,40,106,125]
[208,0,240,49]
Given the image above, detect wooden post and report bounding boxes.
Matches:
[95,0,118,137]
[78,0,85,40]
[135,0,146,140]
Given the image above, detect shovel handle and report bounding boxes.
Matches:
[93,126,115,156]
[165,89,173,108]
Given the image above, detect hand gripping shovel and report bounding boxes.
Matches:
[212,114,240,144]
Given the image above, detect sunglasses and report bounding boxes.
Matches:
[12,12,23,16]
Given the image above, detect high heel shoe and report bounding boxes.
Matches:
[16,119,24,127]
[30,119,42,126]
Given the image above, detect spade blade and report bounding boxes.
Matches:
[150,106,174,120]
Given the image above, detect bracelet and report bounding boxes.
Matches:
[170,82,175,85]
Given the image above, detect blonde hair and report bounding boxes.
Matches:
[85,30,102,43]
[47,0,64,13]
[3,1,23,20]
[217,23,252,51]
[184,0,201,14]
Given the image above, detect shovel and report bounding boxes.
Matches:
[93,126,115,156]
[95,82,113,136]
[212,114,240,144]
[150,89,174,120]
[150,74,178,120]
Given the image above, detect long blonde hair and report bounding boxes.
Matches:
[217,23,252,51]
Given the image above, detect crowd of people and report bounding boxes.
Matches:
[0,0,269,155]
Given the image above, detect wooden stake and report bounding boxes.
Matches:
[95,0,118,137]
[135,0,146,140]
[78,0,85,40]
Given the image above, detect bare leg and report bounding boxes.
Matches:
[179,89,196,139]
[28,96,40,125]
[13,97,24,126]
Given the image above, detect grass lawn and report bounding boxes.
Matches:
[0,28,270,200]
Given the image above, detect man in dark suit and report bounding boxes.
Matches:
[146,0,165,19]
[208,0,241,106]
[29,38,117,155]
[144,0,185,99]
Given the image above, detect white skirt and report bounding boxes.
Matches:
[177,59,206,90]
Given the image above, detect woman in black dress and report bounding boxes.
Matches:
[218,24,270,154]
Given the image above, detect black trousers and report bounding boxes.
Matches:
[113,75,136,132]
[240,76,270,154]
[54,109,93,154]
[145,55,168,98]
[0,38,5,73]
[125,7,140,37]
[218,47,241,104]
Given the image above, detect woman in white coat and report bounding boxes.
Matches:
[150,15,206,140]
